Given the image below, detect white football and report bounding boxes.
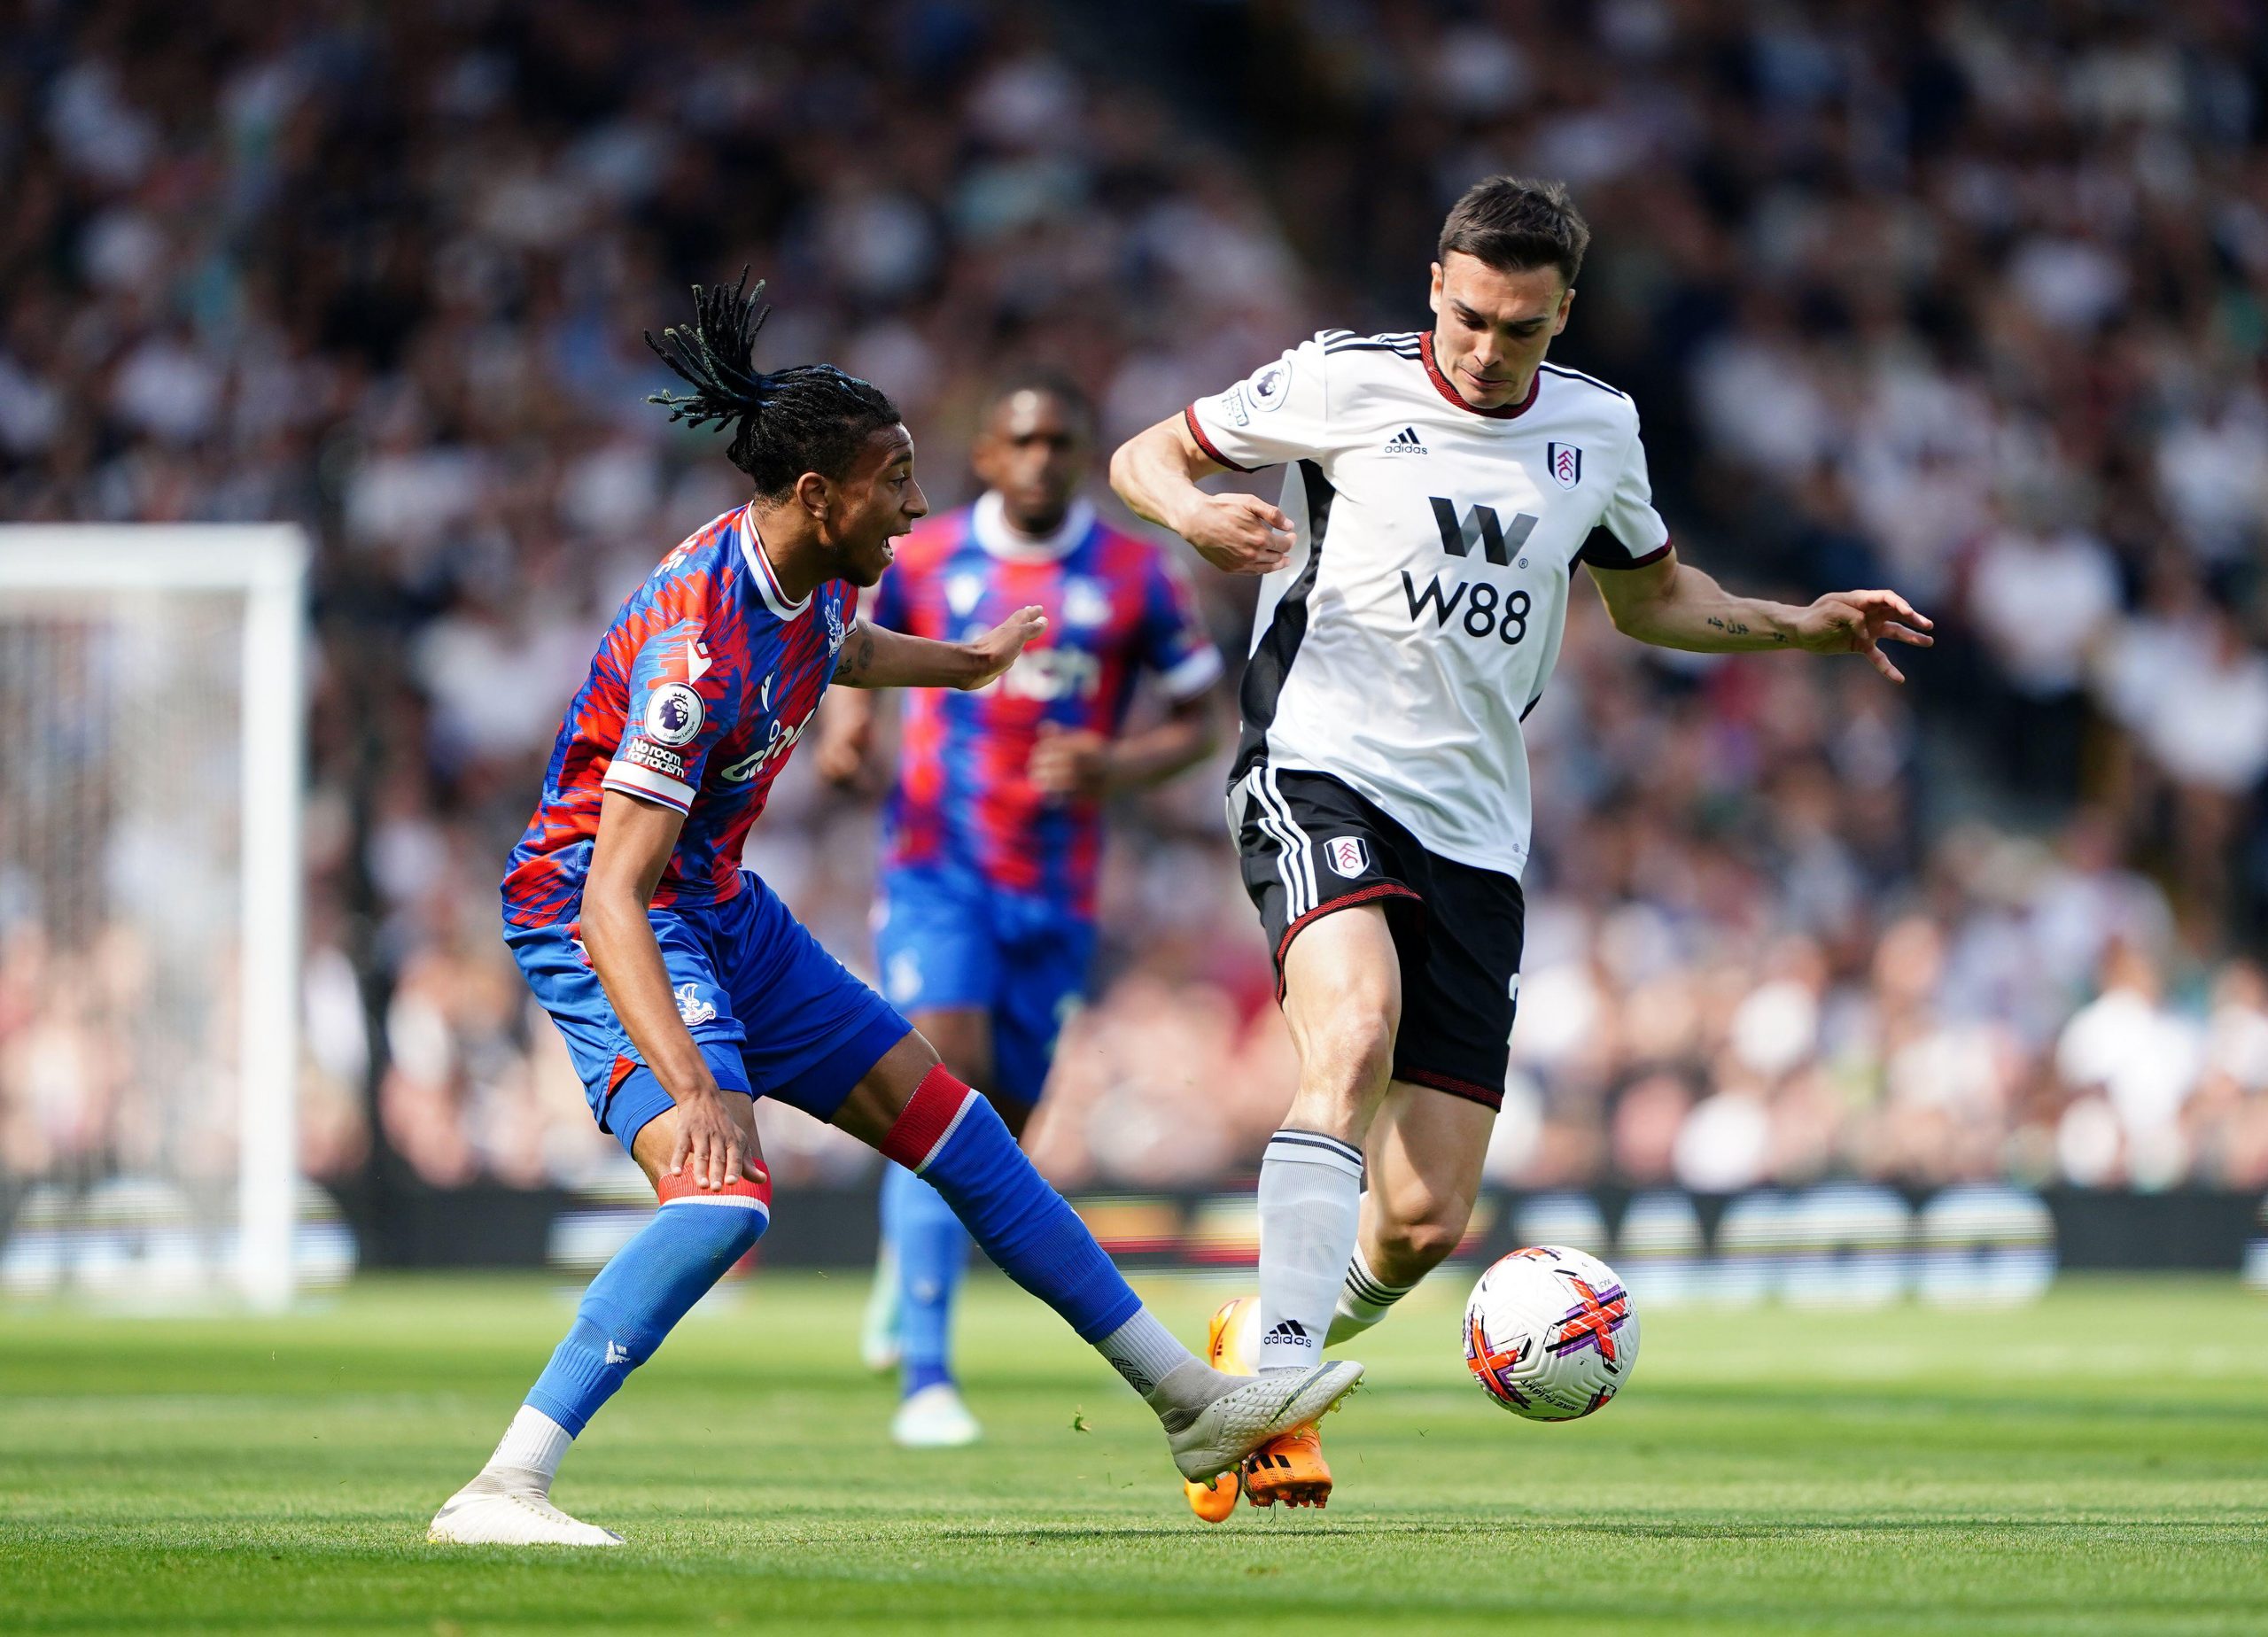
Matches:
[1462,1245,1639,1421]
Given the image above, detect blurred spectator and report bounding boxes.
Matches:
[5,1,2268,1207]
[1965,500,2119,799]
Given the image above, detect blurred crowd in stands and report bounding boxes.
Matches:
[4,1,2268,1206]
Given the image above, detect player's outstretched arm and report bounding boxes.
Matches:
[833,606,1048,691]
[582,789,755,1191]
[1588,551,1934,684]
[1110,415,1294,577]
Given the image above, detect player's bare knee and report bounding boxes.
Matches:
[1340,1012,1399,1099]
[1371,1185,1473,1281]
[1374,1214,1464,1280]
[628,1098,762,1192]
[831,1030,947,1146]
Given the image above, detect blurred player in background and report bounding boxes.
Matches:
[428,275,1358,1547]
[1112,176,1934,1519]
[815,374,1224,1448]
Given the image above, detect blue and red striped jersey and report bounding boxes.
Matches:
[501,504,855,928]
[874,494,1221,917]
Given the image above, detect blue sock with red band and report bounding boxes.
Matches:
[880,1065,1139,1345]
[524,1170,771,1436]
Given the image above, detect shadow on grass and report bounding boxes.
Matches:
[1356,1377,2268,1426]
[1553,1517,2268,1540]
[933,1515,2267,1546]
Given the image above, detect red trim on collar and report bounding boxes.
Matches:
[741,506,812,616]
[1419,332,1540,420]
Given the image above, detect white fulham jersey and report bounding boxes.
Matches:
[1186,329,1672,880]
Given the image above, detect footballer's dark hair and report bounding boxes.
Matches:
[983,366,1095,432]
[1437,176,1590,288]
[644,270,902,500]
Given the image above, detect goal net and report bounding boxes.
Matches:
[0,527,311,1310]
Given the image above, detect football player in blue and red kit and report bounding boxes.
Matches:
[426,276,1358,1547]
[814,375,1224,1447]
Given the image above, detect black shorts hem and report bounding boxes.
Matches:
[1394,1063,1504,1112]
[1271,881,1425,1000]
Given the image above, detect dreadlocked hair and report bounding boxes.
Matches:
[644,269,901,500]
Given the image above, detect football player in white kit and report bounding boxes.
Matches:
[1111,176,1932,1518]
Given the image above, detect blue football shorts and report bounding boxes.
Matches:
[509,872,912,1157]
[873,861,1097,1107]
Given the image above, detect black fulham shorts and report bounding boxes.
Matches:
[1231,766,1524,1110]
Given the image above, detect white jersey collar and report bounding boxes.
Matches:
[970,491,1094,562]
[737,506,812,619]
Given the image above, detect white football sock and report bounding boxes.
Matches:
[1254,1129,1365,1372]
[1327,1242,1417,1345]
[483,1404,573,1493]
[1097,1307,1225,1432]
[1096,1307,1200,1396]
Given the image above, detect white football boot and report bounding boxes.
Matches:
[427,1470,624,1547]
[890,1382,983,1448]
[1165,1359,1363,1482]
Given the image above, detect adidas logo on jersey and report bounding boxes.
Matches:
[1381,426,1427,454]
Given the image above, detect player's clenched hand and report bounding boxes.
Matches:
[1177,492,1295,576]
[960,605,1048,691]
[1029,723,1114,798]
[668,1085,753,1191]
[1793,589,1935,684]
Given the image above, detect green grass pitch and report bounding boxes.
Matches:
[4,1272,2264,1634]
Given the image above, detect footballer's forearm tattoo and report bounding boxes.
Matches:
[836,625,878,685]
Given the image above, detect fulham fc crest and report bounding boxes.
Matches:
[1324,836,1371,878]
[1547,442,1582,489]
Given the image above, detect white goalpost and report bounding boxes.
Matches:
[0,526,309,1310]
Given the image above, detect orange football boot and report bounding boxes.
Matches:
[1239,1422,1334,1509]
[1179,1295,1340,1516]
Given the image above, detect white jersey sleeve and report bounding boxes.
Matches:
[1579,419,1674,570]
[1184,335,1335,472]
